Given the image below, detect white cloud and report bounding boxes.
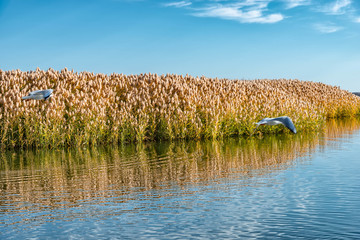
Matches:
[314,23,342,33]
[355,17,360,23]
[164,1,192,8]
[319,0,352,15]
[192,1,284,24]
[162,0,357,27]
[284,0,311,9]
[331,0,351,14]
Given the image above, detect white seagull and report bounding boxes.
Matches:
[22,89,53,100]
[252,116,297,135]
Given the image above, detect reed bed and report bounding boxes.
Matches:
[1,68,360,148]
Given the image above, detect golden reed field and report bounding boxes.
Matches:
[1,68,360,148]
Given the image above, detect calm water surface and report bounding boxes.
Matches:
[1,119,360,239]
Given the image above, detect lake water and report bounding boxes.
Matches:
[1,119,360,239]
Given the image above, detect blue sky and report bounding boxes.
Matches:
[0,0,359,91]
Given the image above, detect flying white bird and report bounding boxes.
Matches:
[22,89,53,100]
[252,116,297,135]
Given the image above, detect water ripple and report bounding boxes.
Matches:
[1,119,360,239]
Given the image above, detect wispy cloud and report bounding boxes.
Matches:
[111,0,145,2]
[314,23,342,33]
[162,0,359,28]
[164,1,192,8]
[319,0,352,15]
[331,0,351,14]
[284,0,311,9]
[192,1,284,24]
[355,17,360,23]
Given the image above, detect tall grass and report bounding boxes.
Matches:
[1,68,359,148]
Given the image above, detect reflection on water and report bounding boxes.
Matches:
[1,118,360,239]
[0,132,318,206]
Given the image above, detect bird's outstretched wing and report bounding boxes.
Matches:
[42,89,53,100]
[22,89,53,100]
[274,116,297,134]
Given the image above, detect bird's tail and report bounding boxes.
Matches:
[251,125,259,136]
[22,96,32,100]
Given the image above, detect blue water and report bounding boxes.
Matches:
[1,120,360,239]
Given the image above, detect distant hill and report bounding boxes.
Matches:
[353,92,360,97]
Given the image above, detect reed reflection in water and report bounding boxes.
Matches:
[1,118,360,238]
